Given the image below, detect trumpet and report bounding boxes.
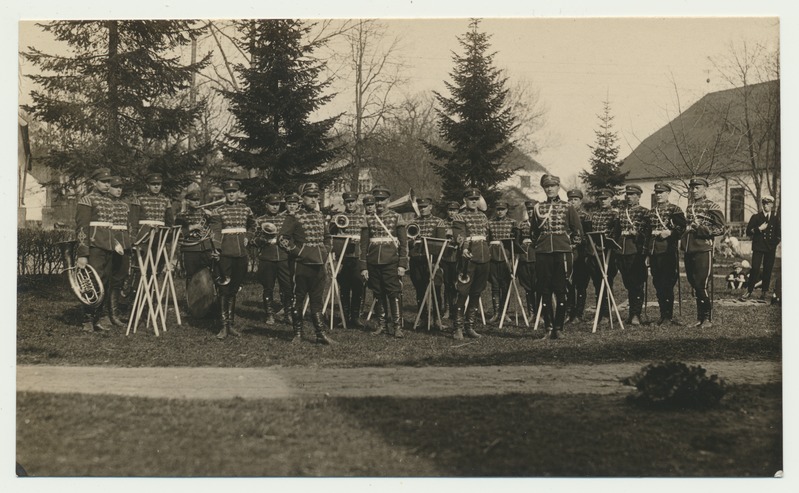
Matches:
[406,222,420,240]
[332,213,350,230]
[198,197,226,209]
[58,240,105,307]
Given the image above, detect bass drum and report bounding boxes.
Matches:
[186,268,217,318]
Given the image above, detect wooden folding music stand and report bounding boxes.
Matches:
[321,236,350,330]
[412,237,449,331]
[586,231,625,333]
[498,239,530,329]
[126,226,182,336]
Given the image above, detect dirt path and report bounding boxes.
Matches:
[17,361,780,400]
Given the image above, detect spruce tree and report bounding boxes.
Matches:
[579,99,629,197]
[22,21,210,196]
[424,19,518,207]
[220,20,341,211]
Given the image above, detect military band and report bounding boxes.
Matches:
[66,174,753,342]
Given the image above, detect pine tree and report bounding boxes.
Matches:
[579,99,629,197]
[220,20,342,211]
[424,19,518,207]
[22,21,210,196]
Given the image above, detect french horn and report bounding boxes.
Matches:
[58,240,105,307]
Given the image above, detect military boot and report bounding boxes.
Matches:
[371,296,388,336]
[290,305,303,343]
[93,302,111,332]
[487,295,500,323]
[451,305,465,340]
[109,288,127,326]
[390,295,404,338]
[539,298,554,339]
[263,294,275,325]
[464,305,482,338]
[81,309,95,333]
[227,294,241,336]
[216,294,229,340]
[551,293,567,339]
[312,312,334,345]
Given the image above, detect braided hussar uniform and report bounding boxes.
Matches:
[646,182,686,324]
[359,189,409,337]
[681,177,725,327]
[434,202,466,323]
[175,199,215,282]
[75,168,116,332]
[279,183,333,344]
[408,201,446,327]
[254,197,292,324]
[614,185,651,325]
[450,189,490,340]
[487,205,516,323]
[108,176,132,326]
[515,203,537,322]
[209,181,255,339]
[585,191,619,320]
[531,174,583,338]
[331,193,368,328]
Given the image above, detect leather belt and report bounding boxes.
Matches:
[111,225,127,230]
[369,237,395,244]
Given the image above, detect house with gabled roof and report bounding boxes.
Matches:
[619,80,779,237]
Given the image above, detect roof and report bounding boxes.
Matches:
[620,80,779,181]
[501,146,548,173]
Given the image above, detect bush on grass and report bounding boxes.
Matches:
[622,361,726,410]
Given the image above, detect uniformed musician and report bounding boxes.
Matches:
[408,198,446,330]
[107,175,131,326]
[613,184,651,326]
[175,190,216,285]
[486,201,516,325]
[452,188,490,340]
[75,168,116,332]
[565,189,591,324]
[646,182,686,325]
[360,186,409,338]
[530,174,583,339]
[131,172,173,243]
[586,188,619,324]
[209,180,256,339]
[279,183,334,344]
[435,201,465,325]
[681,177,725,328]
[515,200,538,323]
[254,193,291,325]
[330,191,367,329]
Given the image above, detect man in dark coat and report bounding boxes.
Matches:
[740,195,781,301]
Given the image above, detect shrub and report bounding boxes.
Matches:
[621,361,726,410]
[17,228,75,275]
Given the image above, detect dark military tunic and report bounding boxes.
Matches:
[646,201,686,321]
[435,214,466,317]
[131,192,173,243]
[744,209,781,296]
[614,204,651,320]
[75,189,115,316]
[109,196,132,288]
[175,206,214,281]
[456,208,492,307]
[681,198,725,322]
[331,210,368,321]
[280,207,331,314]
[584,205,619,317]
[359,209,409,297]
[531,197,582,295]
[209,200,255,295]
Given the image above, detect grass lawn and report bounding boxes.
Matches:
[16,383,781,477]
[17,269,781,368]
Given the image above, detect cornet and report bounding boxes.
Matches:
[58,240,104,307]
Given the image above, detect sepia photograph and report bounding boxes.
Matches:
[8,0,793,489]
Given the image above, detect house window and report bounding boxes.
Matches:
[730,187,745,222]
[520,175,531,188]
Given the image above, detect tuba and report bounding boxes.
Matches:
[58,240,104,307]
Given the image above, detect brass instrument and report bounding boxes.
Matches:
[387,188,420,216]
[198,197,226,209]
[260,221,278,235]
[58,241,105,307]
[406,222,420,240]
[332,213,350,230]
